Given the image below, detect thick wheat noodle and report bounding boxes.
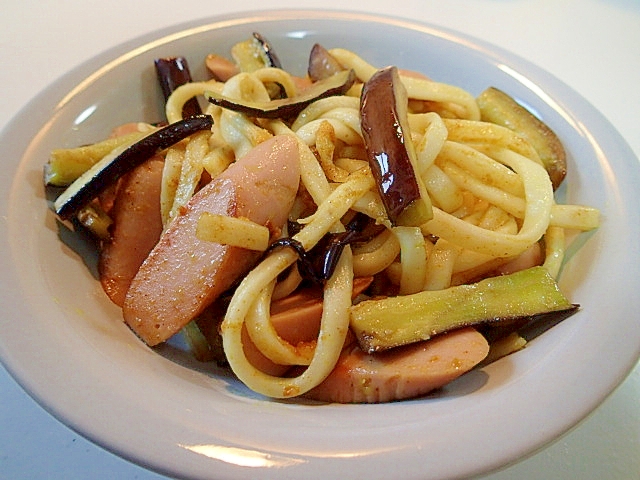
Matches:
[354,225,394,254]
[424,239,462,291]
[316,107,362,136]
[423,149,553,257]
[271,264,303,301]
[245,280,314,366]
[352,232,400,277]
[200,144,234,178]
[441,118,543,166]
[423,163,465,213]
[219,109,272,158]
[328,48,481,120]
[206,73,274,158]
[549,204,600,231]
[348,190,388,224]
[440,161,527,218]
[437,141,525,197]
[542,225,566,278]
[291,96,360,131]
[165,81,222,123]
[413,112,448,173]
[477,205,513,231]
[451,247,494,274]
[266,120,335,204]
[222,171,373,397]
[393,226,428,295]
[252,67,298,98]
[223,71,271,101]
[295,118,362,146]
[222,247,354,398]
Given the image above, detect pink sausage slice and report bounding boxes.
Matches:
[123,135,300,346]
[99,157,164,307]
[306,327,489,403]
[240,277,374,376]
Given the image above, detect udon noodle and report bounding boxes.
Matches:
[153,46,599,399]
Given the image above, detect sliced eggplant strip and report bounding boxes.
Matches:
[230,32,284,99]
[350,266,576,353]
[252,32,282,69]
[477,87,567,190]
[360,66,432,227]
[231,32,282,71]
[267,213,383,284]
[307,43,344,81]
[205,69,356,119]
[44,130,148,187]
[476,305,580,367]
[154,57,202,118]
[54,114,213,220]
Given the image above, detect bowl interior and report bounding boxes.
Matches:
[1,10,638,480]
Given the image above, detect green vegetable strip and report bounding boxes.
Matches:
[350,266,573,353]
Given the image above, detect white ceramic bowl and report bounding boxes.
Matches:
[1,10,638,480]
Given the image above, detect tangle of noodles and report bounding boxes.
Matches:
[153,46,599,399]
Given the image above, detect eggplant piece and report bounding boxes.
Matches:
[305,327,490,403]
[307,43,344,81]
[76,203,113,240]
[252,32,282,69]
[44,130,148,187]
[360,66,432,227]
[154,57,202,118]
[205,69,356,119]
[477,87,567,190]
[268,213,383,284]
[230,32,285,99]
[231,32,282,71]
[478,305,580,344]
[350,266,576,353]
[54,114,213,220]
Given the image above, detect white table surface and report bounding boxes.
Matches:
[1,1,638,479]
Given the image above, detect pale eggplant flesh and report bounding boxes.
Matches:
[251,32,282,69]
[350,266,577,353]
[54,114,213,220]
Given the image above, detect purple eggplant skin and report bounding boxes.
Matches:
[360,66,426,226]
[267,213,382,284]
[154,57,202,118]
[206,69,356,119]
[252,32,282,69]
[478,304,580,344]
[54,114,213,221]
[307,44,344,81]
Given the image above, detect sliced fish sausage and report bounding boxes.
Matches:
[123,135,300,345]
[306,327,489,403]
[99,157,164,307]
